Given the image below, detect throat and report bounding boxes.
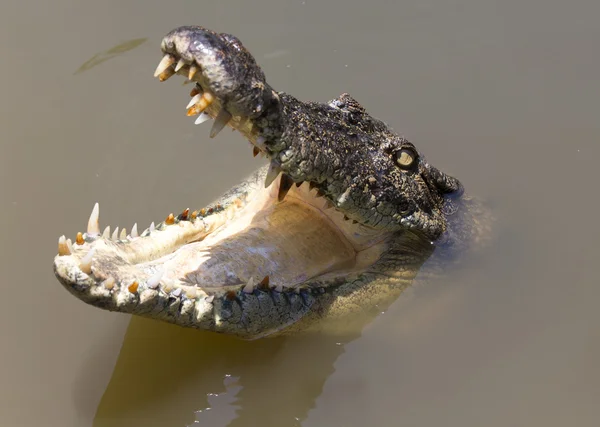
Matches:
[159,198,358,289]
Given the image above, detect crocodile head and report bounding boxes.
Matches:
[53,26,465,338]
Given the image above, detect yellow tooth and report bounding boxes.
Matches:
[128,281,139,294]
[186,92,214,116]
[188,65,198,80]
[259,275,270,290]
[165,213,175,225]
[158,67,175,82]
[58,235,71,256]
[119,228,127,240]
[180,208,190,220]
[102,277,115,290]
[76,232,84,245]
[153,54,175,77]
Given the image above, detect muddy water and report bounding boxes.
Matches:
[1,0,599,426]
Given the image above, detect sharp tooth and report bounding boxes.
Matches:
[278,174,295,202]
[186,94,202,109]
[309,182,317,191]
[154,54,176,77]
[180,208,190,220]
[131,223,138,238]
[58,235,71,256]
[76,232,84,245]
[165,213,175,225]
[102,276,115,290]
[158,67,175,82]
[149,222,155,232]
[264,162,282,188]
[185,287,197,299]
[194,113,211,125]
[111,227,119,241]
[120,228,127,240]
[243,277,255,293]
[295,181,304,187]
[102,226,110,239]
[274,284,283,293]
[205,295,215,303]
[66,239,74,254]
[188,64,198,80]
[174,58,186,72]
[259,275,270,290]
[186,92,214,116]
[128,281,139,294]
[86,202,100,236]
[253,146,260,157]
[190,86,200,97]
[255,136,266,149]
[171,288,182,297]
[79,248,95,274]
[324,200,335,209]
[210,108,232,138]
[146,268,164,289]
[182,79,192,85]
[199,92,215,110]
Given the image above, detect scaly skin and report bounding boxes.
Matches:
[53,26,489,339]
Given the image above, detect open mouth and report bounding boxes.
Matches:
[52,29,401,337]
[52,25,471,338]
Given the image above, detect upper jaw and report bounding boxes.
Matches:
[156,26,278,127]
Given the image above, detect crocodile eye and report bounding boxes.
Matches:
[395,147,417,170]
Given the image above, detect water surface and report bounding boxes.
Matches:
[1,1,598,426]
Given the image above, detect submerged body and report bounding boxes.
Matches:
[53,26,490,338]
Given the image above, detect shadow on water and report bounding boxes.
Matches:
[93,317,357,427]
[86,199,483,427]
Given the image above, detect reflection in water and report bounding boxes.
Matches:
[74,38,147,75]
[91,220,450,426]
[94,317,356,427]
[91,234,452,427]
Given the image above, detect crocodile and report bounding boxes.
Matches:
[53,26,489,339]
